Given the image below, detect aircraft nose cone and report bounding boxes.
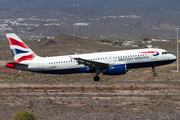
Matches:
[172,54,177,61]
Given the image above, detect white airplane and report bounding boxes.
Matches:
[5,33,176,81]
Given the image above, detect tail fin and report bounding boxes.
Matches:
[6,33,36,63]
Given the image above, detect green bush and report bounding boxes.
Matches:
[100,39,112,43]
[13,110,38,120]
[130,85,133,89]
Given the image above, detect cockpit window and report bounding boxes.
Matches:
[162,51,170,55]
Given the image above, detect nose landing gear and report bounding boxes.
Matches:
[152,66,157,77]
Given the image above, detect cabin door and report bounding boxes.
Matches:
[38,60,44,70]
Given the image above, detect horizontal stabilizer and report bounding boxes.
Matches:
[5,62,28,69]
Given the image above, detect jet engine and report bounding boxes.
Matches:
[102,64,126,75]
[78,67,95,73]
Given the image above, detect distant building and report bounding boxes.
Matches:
[74,23,90,26]
[122,41,134,46]
[47,37,54,39]
[146,41,153,44]
[131,45,138,48]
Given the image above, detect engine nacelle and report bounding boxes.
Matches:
[102,64,126,75]
[78,67,95,73]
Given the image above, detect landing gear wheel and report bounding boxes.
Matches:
[94,76,100,82]
[153,73,157,77]
[152,66,157,77]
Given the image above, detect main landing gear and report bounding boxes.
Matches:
[94,69,101,81]
[94,76,100,81]
[152,66,157,77]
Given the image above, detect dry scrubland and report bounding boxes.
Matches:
[0,34,180,119]
[0,65,180,119]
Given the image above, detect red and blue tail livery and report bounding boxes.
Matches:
[5,33,177,81]
[6,33,36,63]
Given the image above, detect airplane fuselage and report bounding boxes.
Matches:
[19,48,176,74]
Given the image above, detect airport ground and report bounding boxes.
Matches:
[0,35,180,119]
[0,62,180,119]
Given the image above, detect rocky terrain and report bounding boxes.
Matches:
[0,64,180,119]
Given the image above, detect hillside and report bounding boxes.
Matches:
[53,33,87,45]
[0,0,158,8]
[19,34,119,57]
[1,0,180,38]
[0,0,177,8]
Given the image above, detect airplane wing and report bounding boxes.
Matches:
[70,57,109,69]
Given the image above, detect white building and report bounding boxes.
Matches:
[74,23,90,26]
